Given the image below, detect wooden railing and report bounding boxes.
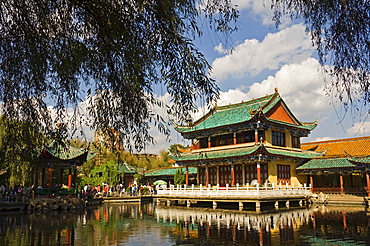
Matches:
[156,183,312,198]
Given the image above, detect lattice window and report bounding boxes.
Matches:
[277,164,291,185]
[272,131,286,147]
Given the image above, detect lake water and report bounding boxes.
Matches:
[0,202,369,245]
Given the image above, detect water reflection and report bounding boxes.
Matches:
[0,203,369,245]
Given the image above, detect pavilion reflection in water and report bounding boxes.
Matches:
[1,203,369,245]
[155,206,311,245]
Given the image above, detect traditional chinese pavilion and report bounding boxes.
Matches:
[171,88,322,187]
[298,136,370,196]
[35,140,95,189]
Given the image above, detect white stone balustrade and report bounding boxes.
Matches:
[156,183,311,198]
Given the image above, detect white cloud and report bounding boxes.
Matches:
[232,0,280,26]
[246,57,331,120]
[213,58,331,122]
[211,24,314,81]
[346,121,370,136]
[312,136,335,142]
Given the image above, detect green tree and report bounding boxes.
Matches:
[174,168,185,185]
[0,116,45,186]
[168,143,188,155]
[81,159,121,187]
[271,1,369,113]
[0,1,238,152]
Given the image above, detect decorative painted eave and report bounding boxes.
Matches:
[144,167,197,177]
[170,143,323,163]
[267,118,318,131]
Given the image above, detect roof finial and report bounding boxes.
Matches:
[274,87,278,93]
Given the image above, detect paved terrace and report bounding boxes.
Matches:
[155,183,312,212]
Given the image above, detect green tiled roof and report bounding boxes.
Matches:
[297,158,356,170]
[170,146,259,162]
[44,140,89,160]
[87,152,96,161]
[144,167,197,177]
[170,144,322,162]
[266,147,323,159]
[117,163,137,173]
[175,91,317,133]
[175,94,273,133]
[350,156,370,163]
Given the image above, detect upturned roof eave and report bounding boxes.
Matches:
[173,93,277,134]
[171,144,322,163]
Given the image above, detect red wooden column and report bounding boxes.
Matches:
[257,154,262,184]
[366,172,370,196]
[48,167,53,188]
[231,164,235,186]
[342,210,347,229]
[310,175,314,192]
[207,137,211,148]
[255,129,259,143]
[185,165,189,186]
[68,167,73,188]
[257,162,261,184]
[340,173,344,197]
[66,228,70,245]
[233,132,237,145]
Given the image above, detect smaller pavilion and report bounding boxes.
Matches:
[35,140,95,192]
[144,167,197,185]
[116,162,137,186]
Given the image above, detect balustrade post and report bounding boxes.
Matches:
[236,183,239,191]
[246,183,249,192]
[226,184,229,191]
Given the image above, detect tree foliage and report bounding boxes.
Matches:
[174,168,185,185]
[80,159,121,187]
[0,0,238,152]
[168,143,187,154]
[0,116,45,186]
[272,1,370,112]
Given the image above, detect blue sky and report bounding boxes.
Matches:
[146,1,370,154]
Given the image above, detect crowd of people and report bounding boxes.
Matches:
[82,182,158,198]
[0,182,162,202]
[0,184,34,202]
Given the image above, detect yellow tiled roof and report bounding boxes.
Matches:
[301,136,370,158]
